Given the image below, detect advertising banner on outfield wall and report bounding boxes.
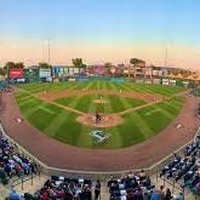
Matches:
[79,68,86,75]
[9,68,24,79]
[69,68,74,76]
[56,67,61,75]
[24,69,40,82]
[169,79,176,86]
[182,81,189,87]
[59,68,64,75]
[153,79,161,84]
[176,80,189,87]
[176,80,183,87]
[135,79,144,83]
[52,67,69,76]
[162,79,169,85]
[74,68,80,74]
[39,68,51,78]
[63,68,69,74]
[144,79,152,84]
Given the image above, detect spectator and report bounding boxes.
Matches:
[94,180,101,200]
[194,182,200,194]
[9,188,21,200]
[150,186,165,200]
[142,175,151,188]
[150,189,162,200]
[23,193,35,200]
[174,192,183,200]
[126,189,134,200]
[160,185,165,200]
[164,188,172,200]
[138,169,146,181]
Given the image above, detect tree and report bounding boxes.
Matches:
[38,62,52,69]
[171,68,181,76]
[104,62,114,76]
[15,62,24,69]
[82,64,87,68]
[129,58,139,78]
[130,58,139,66]
[117,63,125,68]
[3,62,15,70]
[72,58,84,68]
[0,68,6,76]
[104,62,113,69]
[2,62,25,79]
[181,69,192,78]
[129,58,146,79]
[3,62,20,78]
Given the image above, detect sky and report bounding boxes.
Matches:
[0,0,200,69]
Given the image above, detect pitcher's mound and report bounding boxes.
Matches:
[76,113,123,128]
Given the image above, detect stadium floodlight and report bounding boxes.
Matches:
[47,39,51,65]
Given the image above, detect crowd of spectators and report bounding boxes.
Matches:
[10,175,101,200]
[6,172,185,200]
[160,135,200,196]
[108,170,159,200]
[0,131,39,185]
[107,170,186,200]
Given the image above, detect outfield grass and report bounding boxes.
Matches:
[17,80,185,96]
[55,94,146,113]
[15,81,186,149]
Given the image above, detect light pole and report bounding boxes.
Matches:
[164,46,168,68]
[47,39,51,65]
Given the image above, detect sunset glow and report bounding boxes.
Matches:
[0,0,200,69]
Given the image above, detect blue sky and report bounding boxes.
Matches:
[0,0,200,68]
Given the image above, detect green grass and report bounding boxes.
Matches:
[55,94,146,113]
[17,80,185,96]
[15,81,186,149]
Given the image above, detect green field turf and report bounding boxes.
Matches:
[55,94,147,113]
[15,81,186,149]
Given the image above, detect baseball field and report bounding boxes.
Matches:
[14,80,186,149]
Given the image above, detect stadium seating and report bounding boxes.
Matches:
[0,81,10,92]
[107,170,154,199]
[26,175,95,199]
[0,132,39,185]
[159,136,200,195]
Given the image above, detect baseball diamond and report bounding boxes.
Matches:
[2,1,200,198]
[0,80,199,172]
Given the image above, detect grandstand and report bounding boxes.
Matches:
[159,128,200,199]
[192,88,200,97]
[0,81,11,92]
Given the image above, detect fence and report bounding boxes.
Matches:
[11,170,41,191]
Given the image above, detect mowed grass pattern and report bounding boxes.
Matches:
[55,94,146,113]
[15,81,185,149]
